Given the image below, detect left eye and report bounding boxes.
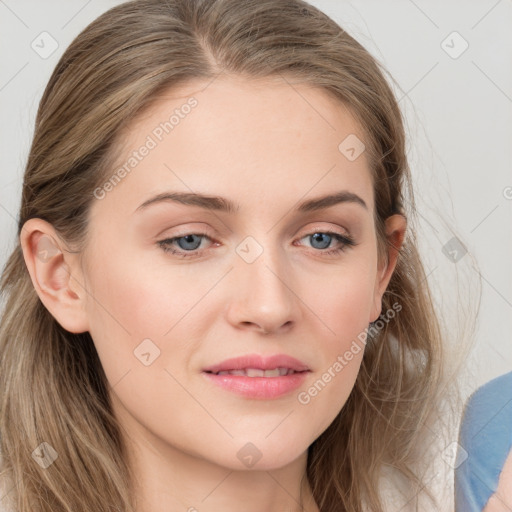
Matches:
[157,233,212,258]
[170,234,204,251]
[157,231,356,259]
[157,233,210,258]
[296,231,356,256]
[301,232,341,250]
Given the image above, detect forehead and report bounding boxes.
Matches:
[93,75,374,217]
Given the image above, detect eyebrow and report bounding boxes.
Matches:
[134,190,367,214]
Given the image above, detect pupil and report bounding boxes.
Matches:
[311,233,331,250]
[178,234,201,250]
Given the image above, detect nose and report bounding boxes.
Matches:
[225,242,301,335]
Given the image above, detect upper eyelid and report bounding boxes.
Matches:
[162,228,350,241]
[160,221,352,239]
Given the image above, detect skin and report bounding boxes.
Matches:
[21,75,406,512]
[483,449,512,512]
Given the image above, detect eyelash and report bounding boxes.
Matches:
[157,230,356,259]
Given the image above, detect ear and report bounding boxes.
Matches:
[19,218,89,334]
[369,214,407,323]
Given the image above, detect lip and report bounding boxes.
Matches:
[202,354,310,400]
[203,354,310,373]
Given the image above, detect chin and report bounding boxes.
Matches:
[210,435,311,472]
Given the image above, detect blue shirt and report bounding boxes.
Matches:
[455,371,512,511]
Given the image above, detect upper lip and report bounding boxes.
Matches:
[203,354,310,374]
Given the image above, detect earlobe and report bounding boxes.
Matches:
[20,218,89,334]
[369,214,407,323]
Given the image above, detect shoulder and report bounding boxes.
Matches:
[459,371,512,445]
[455,372,512,511]
[466,371,512,407]
[483,448,512,511]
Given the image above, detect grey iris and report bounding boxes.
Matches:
[310,233,331,249]
[177,234,202,250]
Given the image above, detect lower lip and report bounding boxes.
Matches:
[203,371,309,399]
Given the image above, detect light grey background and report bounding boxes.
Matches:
[1,0,511,398]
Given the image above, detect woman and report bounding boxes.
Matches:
[455,371,512,511]
[0,0,449,510]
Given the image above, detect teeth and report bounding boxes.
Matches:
[216,367,295,377]
[246,368,265,377]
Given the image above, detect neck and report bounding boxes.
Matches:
[122,422,318,512]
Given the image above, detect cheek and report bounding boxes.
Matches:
[85,243,212,333]
[295,259,376,435]
[82,254,216,453]
[82,245,230,390]
[307,257,376,339]
[82,251,184,377]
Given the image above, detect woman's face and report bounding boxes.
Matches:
[49,76,403,471]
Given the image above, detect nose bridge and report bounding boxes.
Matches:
[228,233,299,332]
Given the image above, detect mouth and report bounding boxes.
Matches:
[208,367,303,377]
[202,354,311,399]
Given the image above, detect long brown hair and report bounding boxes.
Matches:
[1,1,448,510]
